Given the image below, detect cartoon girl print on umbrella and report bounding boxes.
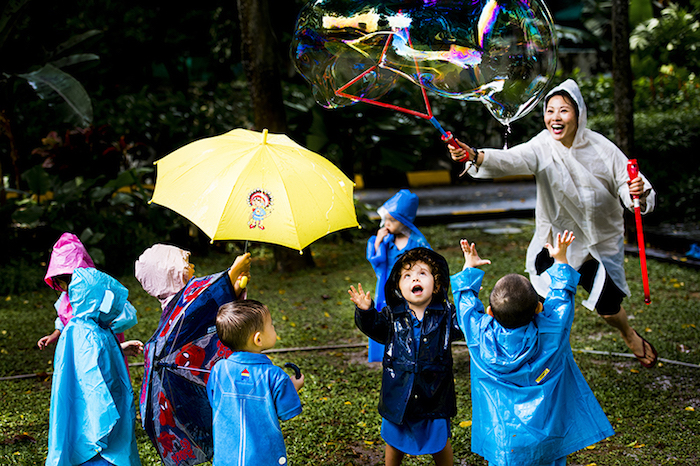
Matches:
[248,189,273,230]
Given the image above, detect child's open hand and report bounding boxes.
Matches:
[544,230,575,265]
[348,283,372,311]
[121,340,144,357]
[460,239,491,269]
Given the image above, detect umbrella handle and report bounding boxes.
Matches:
[627,159,651,304]
[284,362,302,379]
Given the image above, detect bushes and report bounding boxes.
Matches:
[584,75,700,225]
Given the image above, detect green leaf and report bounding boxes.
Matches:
[20,165,51,197]
[49,53,100,70]
[18,63,93,128]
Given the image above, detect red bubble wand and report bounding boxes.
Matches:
[627,159,651,304]
[334,28,460,150]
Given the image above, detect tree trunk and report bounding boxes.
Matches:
[237,0,314,272]
[611,0,635,157]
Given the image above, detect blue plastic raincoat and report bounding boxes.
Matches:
[451,264,614,465]
[366,189,430,361]
[46,268,141,466]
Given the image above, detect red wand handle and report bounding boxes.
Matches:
[627,159,651,304]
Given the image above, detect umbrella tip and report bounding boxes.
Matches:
[262,128,268,144]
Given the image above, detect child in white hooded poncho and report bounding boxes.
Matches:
[449,79,658,369]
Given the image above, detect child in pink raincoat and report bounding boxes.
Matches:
[37,232,143,357]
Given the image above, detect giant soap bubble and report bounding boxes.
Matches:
[292,0,557,126]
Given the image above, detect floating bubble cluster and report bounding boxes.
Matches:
[292,0,557,126]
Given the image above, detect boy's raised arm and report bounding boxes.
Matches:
[461,239,492,270]
[544,231,575,265]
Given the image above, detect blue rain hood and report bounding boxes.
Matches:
[378,189,426,243]
[46,268,140,466]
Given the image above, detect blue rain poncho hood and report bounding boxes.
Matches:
[46,267,140,466]
[378,189,426,243]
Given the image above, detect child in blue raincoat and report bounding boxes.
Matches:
[207,300,304,466]
[350,247,462,465]
[365,189,430,362]
[451,232,614,466]
[46,267,141,466]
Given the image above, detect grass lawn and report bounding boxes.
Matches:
[1,223,699,465]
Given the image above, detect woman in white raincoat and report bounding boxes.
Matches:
[449,79,658,368]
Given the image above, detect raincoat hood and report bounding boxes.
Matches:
[135,244,191,310]
[475,321,540,377]
[385,247,450,309]
[378,189,425,241]
[44,232,95,289]
[68,267,138,333]
[544,78,588,148]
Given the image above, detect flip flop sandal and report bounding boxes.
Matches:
[633,330,658,368]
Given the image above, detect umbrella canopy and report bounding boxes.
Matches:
[150,128,359,250]
[139,271,234,466]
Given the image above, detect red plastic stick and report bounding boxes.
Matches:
[627,159,651,304]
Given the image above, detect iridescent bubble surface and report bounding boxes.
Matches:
[292,0,557,125]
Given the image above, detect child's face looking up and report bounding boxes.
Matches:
[398,260,436,309]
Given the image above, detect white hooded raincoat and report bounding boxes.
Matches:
[467,79,656,309]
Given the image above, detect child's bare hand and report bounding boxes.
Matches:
[460,239,491,269]
[230,253,252,295]
[544,230,575,264]
[348,283,372,310]
[292,373,305,392]
[121,340,144,357]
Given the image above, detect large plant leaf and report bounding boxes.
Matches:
[18,63,93,127]
[50,53,100,70]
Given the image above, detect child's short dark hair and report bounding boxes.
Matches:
[216,299,270,351]
[489,274,539,329]
[396,248,443,294]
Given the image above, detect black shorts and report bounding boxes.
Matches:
[535,248,625,315]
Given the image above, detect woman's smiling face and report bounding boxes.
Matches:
[544,94,578,148]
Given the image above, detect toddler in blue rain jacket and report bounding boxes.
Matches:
[365,189,430,362]
[207,300,304,466]
[451,232,614,466]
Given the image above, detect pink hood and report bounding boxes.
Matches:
[135,244,190,310]
[44,232,95,326]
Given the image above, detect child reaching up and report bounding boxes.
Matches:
[207,300,304,466]
[451,232,614,466]
[365,189,430,362]
[350,247,462,466]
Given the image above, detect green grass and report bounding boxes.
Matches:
[1,224,699,465]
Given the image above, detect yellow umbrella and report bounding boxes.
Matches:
[150,128,359,251]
